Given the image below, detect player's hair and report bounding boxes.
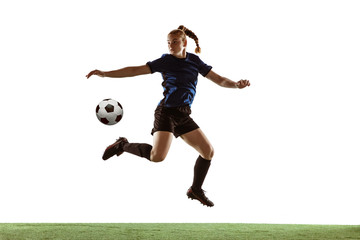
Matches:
[169,25,201,54]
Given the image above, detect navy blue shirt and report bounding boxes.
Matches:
[147,53,212,107]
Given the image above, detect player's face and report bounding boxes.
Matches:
[167,34,187,58]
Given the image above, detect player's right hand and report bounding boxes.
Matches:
[86,70,105,79]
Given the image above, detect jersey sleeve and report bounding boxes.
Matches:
[146,54,167,74]
[197,57,212,77]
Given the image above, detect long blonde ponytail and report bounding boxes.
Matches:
[169,25,201,54]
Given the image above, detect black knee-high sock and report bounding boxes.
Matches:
[192,155,211,191]
[123,143,152,160]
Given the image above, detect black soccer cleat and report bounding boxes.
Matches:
[102,137,128,160]
[187,187,214,207]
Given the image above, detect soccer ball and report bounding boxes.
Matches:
[95,99,123,125]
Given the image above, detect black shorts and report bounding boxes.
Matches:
[151,105,199,138]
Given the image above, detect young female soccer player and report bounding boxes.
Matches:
[86,26,250,207]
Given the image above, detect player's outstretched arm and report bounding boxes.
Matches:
[86,65,151,79]
[205,70,250,89]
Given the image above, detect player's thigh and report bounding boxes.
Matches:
[151,131,173,162]
[180,128,214,160]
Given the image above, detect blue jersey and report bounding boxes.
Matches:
[146,53,212,107]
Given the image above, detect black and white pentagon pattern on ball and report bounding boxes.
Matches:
[95,99,123,125]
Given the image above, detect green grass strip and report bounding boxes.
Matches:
[0,223,359,240]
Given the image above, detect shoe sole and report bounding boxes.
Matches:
[102,138,128,160]
[102,145,119,160]
[187,191,214,207]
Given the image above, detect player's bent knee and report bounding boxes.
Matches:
[150,151,167,163]
[151,156,166,162]
[202,145,214,160]
[209,146,215,159]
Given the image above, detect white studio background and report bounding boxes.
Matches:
[1,0,359,225]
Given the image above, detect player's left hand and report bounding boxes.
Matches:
[86,69,105,79]
[236,79,250,89]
